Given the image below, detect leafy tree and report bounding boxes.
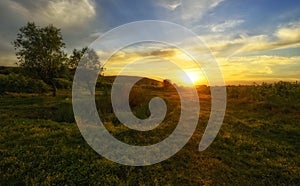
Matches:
[69,47,101,70]
[73,48,102,95]
[68,47,88,70]
[13,22,67,96]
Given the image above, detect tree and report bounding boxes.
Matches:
[13,22,67,96]
[69,47,101,70]
[73,48,102,95]
[68,47,88,70]
[163,79,172,88]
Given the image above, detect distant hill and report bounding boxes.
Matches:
[98,75,163,88]
[0,66,165,88]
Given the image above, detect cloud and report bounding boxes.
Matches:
[223,55,300,66]
[149,49,177,57]
[210,19,244,32]
[156,0,225,24]
[8,0,96,28]
[0,0,98,66]
[218,55,300,83]
[197,21,300,58]
[156,0,182,10]
[192,19,244,34]
[0,55,17,66]
[238,24,300,54]
[101,44,200,76]
[276,25,300,42]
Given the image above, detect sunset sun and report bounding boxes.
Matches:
[187,72,202,85]
[179,71,203,86]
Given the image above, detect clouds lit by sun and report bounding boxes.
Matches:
[0,0,299,84]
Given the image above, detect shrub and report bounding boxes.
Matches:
[227,82,300,111]
[54,78,72,89]
[0,73,50,94]
[52,103,75,123]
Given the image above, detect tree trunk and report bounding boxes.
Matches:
[50,80,57,97]
[87,81,94,96]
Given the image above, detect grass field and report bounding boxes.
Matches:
[0,82,299,185]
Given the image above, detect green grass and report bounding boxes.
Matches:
[0,83,299,185]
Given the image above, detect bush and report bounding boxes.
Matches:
[52,103,75,123]
[227,81,300,111]
[0,73,50,94]
[54,78,72,89]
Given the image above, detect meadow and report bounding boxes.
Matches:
[0,71,299,185]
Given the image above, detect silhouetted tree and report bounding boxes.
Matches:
[163,79,172,88]
[13,22,66,96]
[74,48,102,95]
[68,47,88,70]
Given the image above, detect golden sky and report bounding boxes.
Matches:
[0,0,299,85]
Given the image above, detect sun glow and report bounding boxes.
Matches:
[179,70,203,86]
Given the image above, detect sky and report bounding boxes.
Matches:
[0,0,299,85]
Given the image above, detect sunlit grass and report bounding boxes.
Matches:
[0,81,299,185]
